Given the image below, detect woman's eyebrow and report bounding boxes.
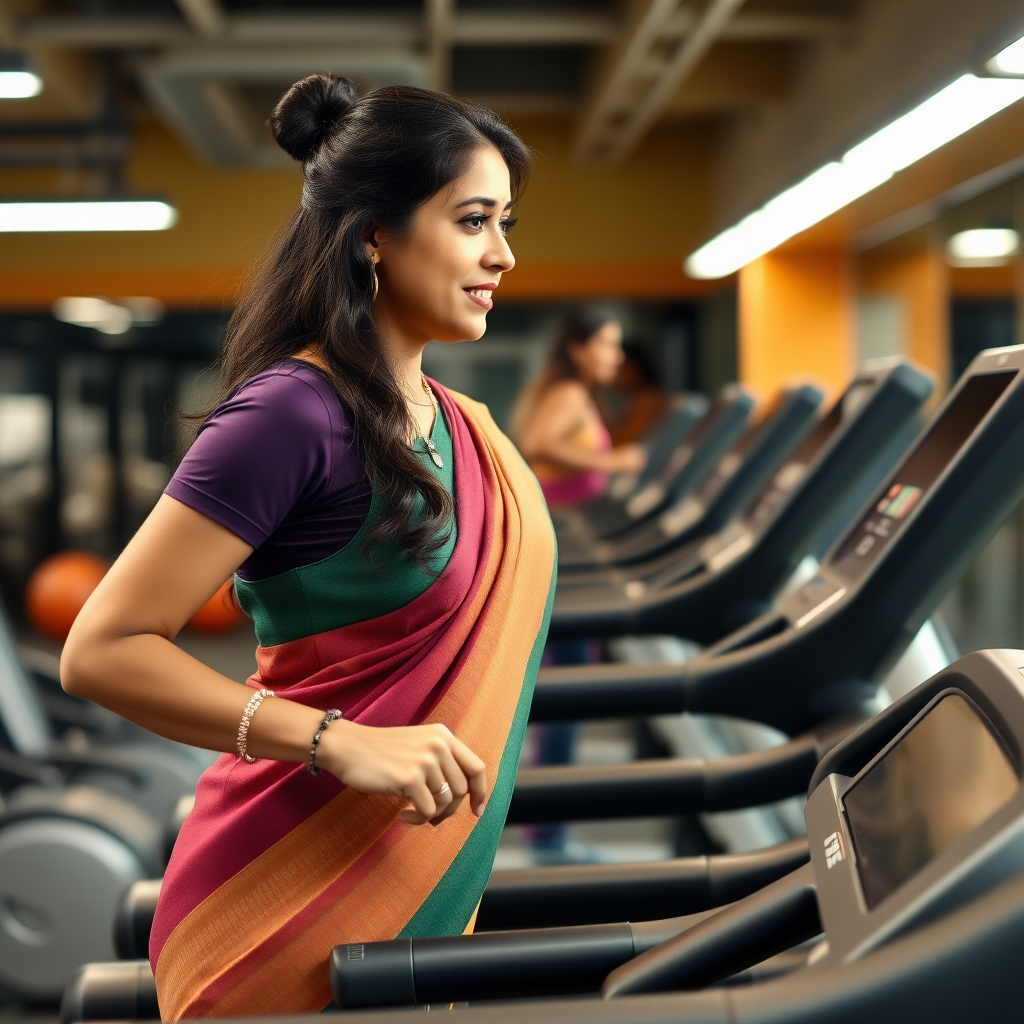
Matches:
[454,196,514,211]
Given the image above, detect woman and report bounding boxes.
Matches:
[514,308,645,508]
[61,76,555,1019]
[512,310,643,861]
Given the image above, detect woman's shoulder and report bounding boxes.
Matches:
[538,378,590,408]
[213,360,348,434]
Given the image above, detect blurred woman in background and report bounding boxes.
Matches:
[511,308,646,862]
[513,308,645,509]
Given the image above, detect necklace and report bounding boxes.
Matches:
[416,372,444,469]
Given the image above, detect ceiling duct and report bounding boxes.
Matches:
[141,48,428,167]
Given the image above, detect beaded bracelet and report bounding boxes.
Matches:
[309,709,343,775]
[237,688,275,764]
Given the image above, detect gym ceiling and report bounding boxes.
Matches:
[3,0,1024,306]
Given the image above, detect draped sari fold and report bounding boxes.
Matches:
[150,385,556,1019]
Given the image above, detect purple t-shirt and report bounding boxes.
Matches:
[165,361,372,581]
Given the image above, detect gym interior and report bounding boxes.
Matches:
[5,1,1024,1021]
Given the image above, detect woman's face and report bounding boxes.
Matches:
[569,321,624,386]
[373,144,515,345]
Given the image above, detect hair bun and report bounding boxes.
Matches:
[270,75,358,162]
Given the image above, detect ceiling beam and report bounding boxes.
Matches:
[573,0,750,166]
[11,8,850,50]
[427,0,454,92]
[174,0,226,38]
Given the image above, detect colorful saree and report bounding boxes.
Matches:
[150,383,556,1019]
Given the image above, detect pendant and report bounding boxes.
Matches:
[425,439,444,469]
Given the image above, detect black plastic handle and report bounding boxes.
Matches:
[530,661,689,721]
[601,862,819,998]
[477,837,809,930]
[507,733,820,823]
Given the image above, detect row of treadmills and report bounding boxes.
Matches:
[5,345,1024,1021]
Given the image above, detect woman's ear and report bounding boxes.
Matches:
[362,220,380,248]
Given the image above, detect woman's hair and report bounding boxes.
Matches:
[210,75,531,566]
[511,306,615,442]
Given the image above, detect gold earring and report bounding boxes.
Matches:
[370,252,379,302]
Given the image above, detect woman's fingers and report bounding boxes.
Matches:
[402,779,438,823]
[448,734,489,816]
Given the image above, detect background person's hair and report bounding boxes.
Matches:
[204,75,531,567]
[511,306,615,442]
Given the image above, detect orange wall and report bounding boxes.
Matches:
[859,244,949,392]
[0,113,723,309]
[738,248,854,405]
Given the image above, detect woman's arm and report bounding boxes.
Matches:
[62,495,486,825]
[518,381,644,473]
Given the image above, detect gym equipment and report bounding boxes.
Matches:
[0,607,207,1001]
[548,360,932,638]
[532,347,1024,740]
[555,385,754,557]
[24,550,107,644]
[507,346,1024,841]
[559,384,824,573]
[328,649,1024,1015]
[594,390,710,510]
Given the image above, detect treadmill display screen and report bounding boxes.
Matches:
[844,694,1018,909]
[831,372,1015,580]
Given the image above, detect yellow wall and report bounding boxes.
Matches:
[0,112,724,309]
[737,247,854,406]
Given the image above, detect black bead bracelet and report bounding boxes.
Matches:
[308,709,343,775]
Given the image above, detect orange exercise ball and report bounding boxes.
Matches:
[188,580,245,634]
[24,550,108,643]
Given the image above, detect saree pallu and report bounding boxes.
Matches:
[150,385,556,1019]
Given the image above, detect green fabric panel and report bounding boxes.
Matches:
[234,410,456,648]
[398,552,557,939]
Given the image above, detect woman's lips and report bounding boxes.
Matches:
[465,287,494,310]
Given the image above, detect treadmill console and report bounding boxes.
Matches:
[831,371,1015,581]
[805,650,1024,966]
[742,379,869,531]
[843,693,1017,909]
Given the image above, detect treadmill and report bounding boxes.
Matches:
[558,384,824,573]
[324,648,1024,1019]
[566,389,710,522]
[549,360,933,640]
[557,360,933,589]
[555,385,755,560]
[61,649,1024,1022]
[503,345,1024,853]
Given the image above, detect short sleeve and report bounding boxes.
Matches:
[165,370,338,548]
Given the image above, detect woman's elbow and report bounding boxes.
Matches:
[60,617,104,699]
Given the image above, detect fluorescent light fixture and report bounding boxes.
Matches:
[0,70,41,98]
[0,199,177,233]
[988,36,1024,76]
[686,72,1024,279]
[947,227,1019,266]
[53,296,170,335]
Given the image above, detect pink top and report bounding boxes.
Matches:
[537,418,612,508]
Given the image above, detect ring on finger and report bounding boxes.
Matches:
[435,781,451,796]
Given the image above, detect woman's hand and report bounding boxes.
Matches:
[604,443,646,474]
[318,719,488,826]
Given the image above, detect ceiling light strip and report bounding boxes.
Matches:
[686,69,1024,279]
[0,200,177,232]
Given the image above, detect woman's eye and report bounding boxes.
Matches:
[500,217,518,234]
[463,214,487,230]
